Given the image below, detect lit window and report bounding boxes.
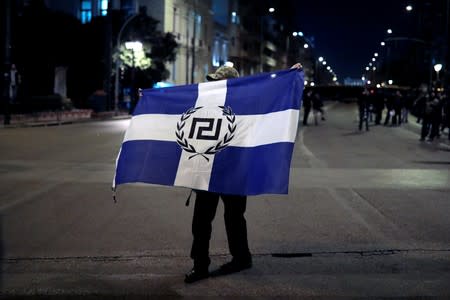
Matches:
[99,0,108,16]
[80,0,92,23]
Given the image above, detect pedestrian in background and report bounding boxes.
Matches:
[312,91,325,125]
[302,89,313,125]
[358,88,370,131]
[391,90,403,126]
[383,91,394,126]
[8,63,21,103]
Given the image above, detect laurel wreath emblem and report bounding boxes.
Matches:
[176,106,237,161]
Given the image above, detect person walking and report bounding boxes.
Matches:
[185,63,304,284]
[302,89,313,125]
[391,90,403,126]
[312,91,325,125]
[420,93,435,141]
[358,88,370,131]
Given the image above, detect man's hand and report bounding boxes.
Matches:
[290,63,303,70]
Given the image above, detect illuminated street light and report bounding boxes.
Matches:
[268,7,275,13]
[388,79,393,85]
[367,80,372,84]
[372,67,376,71]
[376,84,381,88]
[374,53,379,57]
[318,56,324,62]
[292,32,298,37]
[366,67,370,71]
[298,32,304,36]
[381,41,386,46]
[372,58,376,62]
[310,82,315,87]
[333,76,337,81]
[362,76,365,80]
[322,61,327,65]
[434,63,443,81]
[303,43,309,49]
[406,5,413,11]
[326,66,331,70]
[369,62,373,66]
[387,28,393,34]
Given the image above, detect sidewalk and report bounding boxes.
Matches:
[0,110,131,128]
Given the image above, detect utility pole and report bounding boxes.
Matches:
[2,0,12,125]
[190,0,197,84]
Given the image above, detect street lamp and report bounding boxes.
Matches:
[125,41,143,114]
[434,63,443,81]
[406,5,413,11]
[114,14,140,115]
[387,28,393,34]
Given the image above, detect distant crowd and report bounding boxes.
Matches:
[356,88,450,141]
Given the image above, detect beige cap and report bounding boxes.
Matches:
[206,66,240,81]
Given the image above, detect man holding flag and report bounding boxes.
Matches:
[113,63,304,283]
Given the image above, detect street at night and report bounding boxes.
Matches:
[1,103,449,298]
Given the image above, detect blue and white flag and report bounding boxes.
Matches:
[113,68,304,195]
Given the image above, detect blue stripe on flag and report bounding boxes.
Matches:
[225,69,303,115]
[134,84,199,116]
[208,143,295,195]
[115,140,181,186]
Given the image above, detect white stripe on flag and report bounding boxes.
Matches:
[123,109,299,146]
[174,80,228,190]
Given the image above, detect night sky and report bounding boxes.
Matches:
[294,0,410,80]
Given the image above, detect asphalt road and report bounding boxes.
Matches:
[1,102,449,298]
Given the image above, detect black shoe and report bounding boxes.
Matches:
[184,268,209,283]
[211,259,252,277]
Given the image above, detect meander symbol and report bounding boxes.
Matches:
[176,106,236,161]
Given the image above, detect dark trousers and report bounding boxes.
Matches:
[303,106,311,125]
[421,116,431,139]
[359,109,369,131]
[190,191,251,269]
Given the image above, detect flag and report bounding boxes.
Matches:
[113,68,304,195]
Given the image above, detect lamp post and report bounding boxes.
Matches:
[259,7,275,72]
[125,41,142,114]
[114,14,140,115]
[434,63,443,87]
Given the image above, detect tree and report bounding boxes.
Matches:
[114,7,178,92]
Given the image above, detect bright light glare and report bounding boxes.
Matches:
[322,61,327,65]
[303,43,309,48]
[365,67,370,71]
[388,79,393,85]
[298,32,304,36]
[362,76,365,80]
[270,73,277,78]
[374,52,379,57]
[434,63,443,72]
[381,41,386,46]
[224,61,234,67]
[310,82,315,86]
[125,41,143,51]
[318,57,324,62]
[367,80,371,84]
[406,5,413,11]
[268,7,275,13]
[387,28,393,34]
[376,84,381,88]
